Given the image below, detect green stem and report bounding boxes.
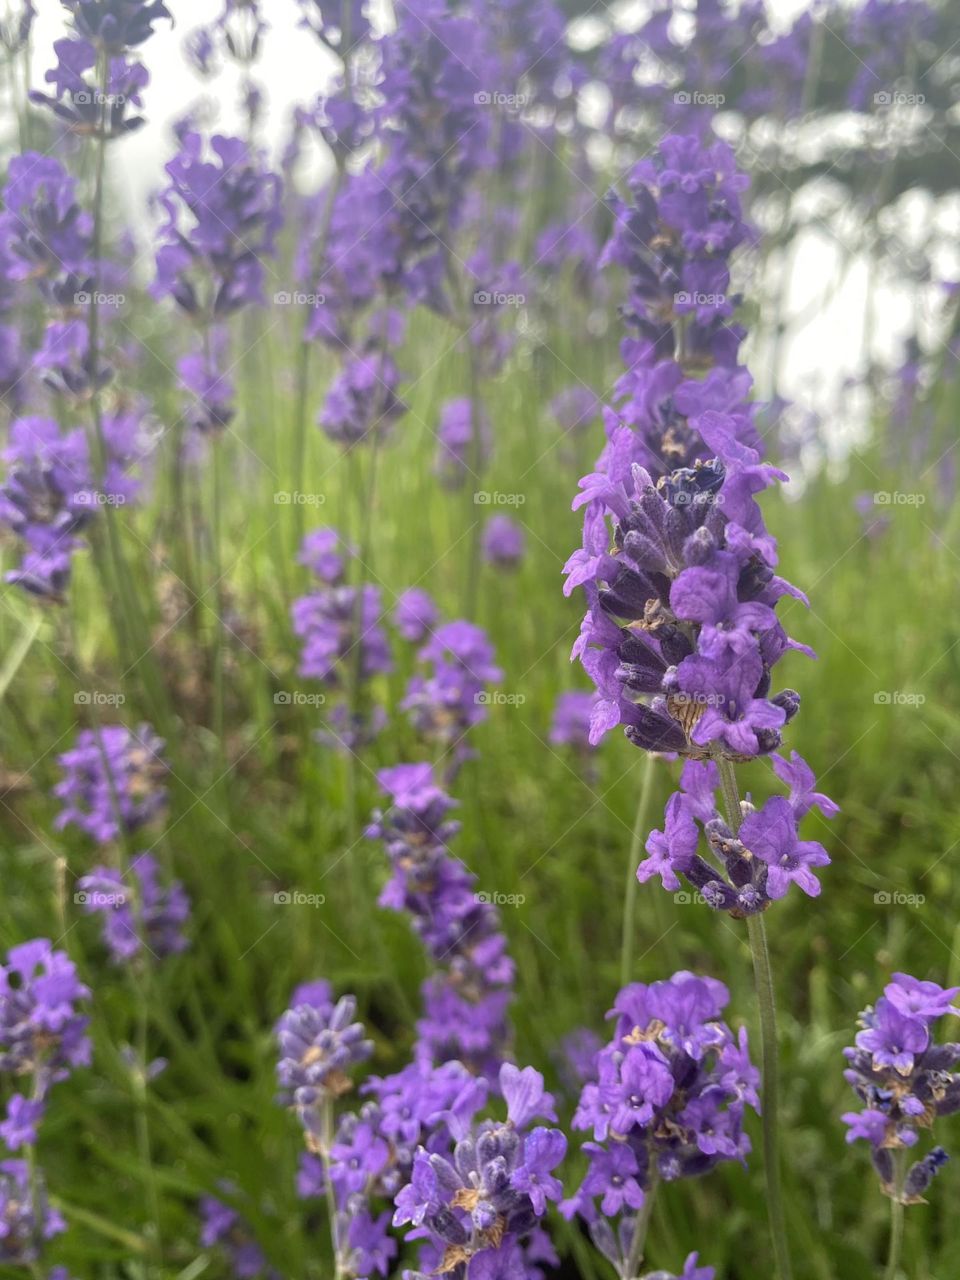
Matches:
[718,758,793,1280]
[320,1096,344,1280]
[884,1151,907,1280]
[623,1171,659,1280]
[134,979,164,1274]
[620,754,657,989]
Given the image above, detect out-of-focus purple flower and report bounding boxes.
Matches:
[77,854,190,962]
[402,620,502,750]
[298,527,353,585]
[54,724,169,844]
[368,763,513,1078]
[178,330,236,434]
[292,584,392,685]
[0,1095,45,1152]
[549,690,600,751]
[551,386,600,435]
[0,1160,65,1262]
[58,0,172,51]
[434,397,492,487]
[843,971,960,1203]
[0,940,91,1097]
[393,588,438,642]
[154,132,282,319]
[200,1191,278,1280]
[32,41,151,136]
[297,0,369,50]
[319,349,406,447]
[482,515,525,568]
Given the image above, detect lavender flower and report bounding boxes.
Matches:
[0,1160,65,1263]
[276,994,373,1134]
[551,386,601,436]
[298,527,354,585]
[292,584,392,685]
[199,1191,278,1279]
[402,621,502,752]
[563,972,757,1276]
[367,763,513,1078]
[154,132,282,319]
[319,349,406,448]
[549,691,600,751]
[54,724,169,844]
[57,0,172,51]
[434,397,492,487]
[393,588,438,643]
[77,854,190,962]
[482,515,525,569]
[843,972,960,1203]
[393,1061,565,1280]
[0,940,91,1095]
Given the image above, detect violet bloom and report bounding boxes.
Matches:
[319,349,406,447]
[551,386,600,435]
[367,763,514,1079]
[434,397,492,488]
[843,972,960,1203]
[392,588,438,642]
[482,515,525,568]
[393,1062,565,1280]
[0,940,91,1098]
[200,1191,278,1280]
[154,132,282,319]
[549,690,600,751]
[178,330,236,434]
[54,724,169,844]
[564,972,757,1245]
[637,757,832,913]
[0,1160,65,1263]
[57,0,172,51]
[32,40,151,136]
[292,584,392,686]
[402,620,502,751]
[77,854,190,962]
[298,527,354,585]
[276,995,373,1134]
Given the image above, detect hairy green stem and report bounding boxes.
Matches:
[884,1152,907,1280]
[623,1171,659,1280]
[320,1095,344,1280]
[718,758,793,1280]
[620,754,658,989]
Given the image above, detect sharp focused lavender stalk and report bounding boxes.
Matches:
[565,136,838,1279]
[843,973,960,1274]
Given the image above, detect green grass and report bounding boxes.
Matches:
[1,264,960,1280]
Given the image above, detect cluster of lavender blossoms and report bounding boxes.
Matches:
[843,973,960,1203]
[292,527,392,749]
[402,621,502,763]
[367,763,514,1079]
[562,973,756,1279]
[565,135,835,912]
[0,940,90,1264]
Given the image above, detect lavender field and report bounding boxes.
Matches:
[1,1,960,1277]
